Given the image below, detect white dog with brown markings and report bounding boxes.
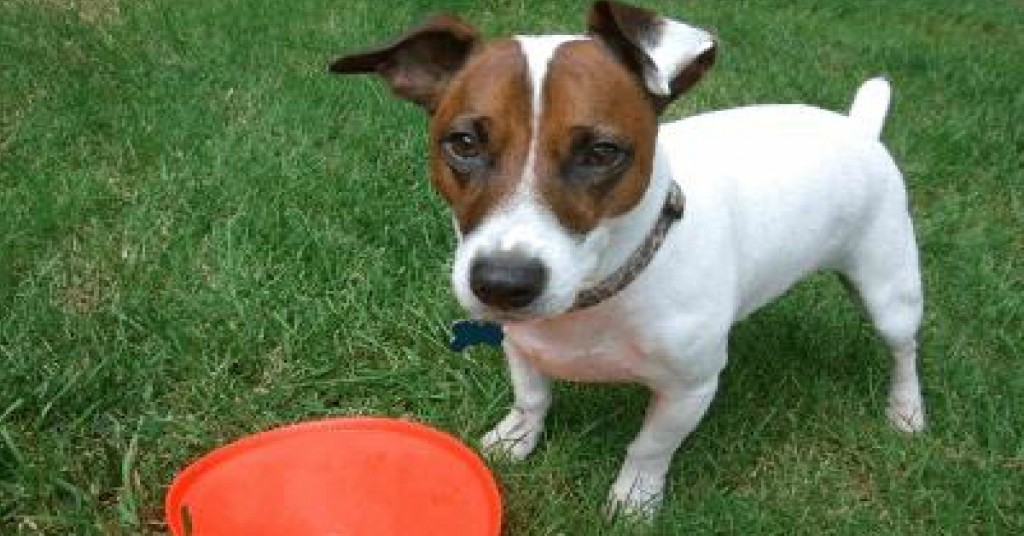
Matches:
[329,0,926,518]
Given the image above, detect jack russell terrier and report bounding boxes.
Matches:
[329,0,926,517]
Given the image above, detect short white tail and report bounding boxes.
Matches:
[848,77,892,139]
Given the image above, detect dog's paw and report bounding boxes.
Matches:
[480,409,544,461]
[887,393,926,433]
[603,468,665,521]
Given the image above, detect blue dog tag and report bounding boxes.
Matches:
[449,320,504,351]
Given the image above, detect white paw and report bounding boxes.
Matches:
[887,393,926,433]
[480,408,544,461]
[603,468,665,521]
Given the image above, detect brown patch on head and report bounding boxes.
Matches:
[428,39,533,234]
[534,39,658,234]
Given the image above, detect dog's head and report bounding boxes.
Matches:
[330,1,715,320]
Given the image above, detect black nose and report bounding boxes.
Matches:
[470,253,548,310]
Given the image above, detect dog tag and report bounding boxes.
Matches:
[449,320,504,351]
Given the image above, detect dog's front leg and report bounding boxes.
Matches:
[606,376,720,519]
[481,341,551,461]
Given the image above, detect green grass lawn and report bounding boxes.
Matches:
[2,0,1021,533]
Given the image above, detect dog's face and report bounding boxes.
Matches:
[330,1,715,320]
[435,36,661,320]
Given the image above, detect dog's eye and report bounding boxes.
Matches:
[440,131,490,175]
[442,132,483,161]
[562,133,633,187]
[577,141,626,169]
[439,117,493,176]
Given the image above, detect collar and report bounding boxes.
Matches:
[569,180,686,311]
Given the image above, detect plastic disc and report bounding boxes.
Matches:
[165,417,501,536]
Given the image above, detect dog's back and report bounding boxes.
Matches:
[656,81,911,318]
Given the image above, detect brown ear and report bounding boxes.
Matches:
[587,1,716,112]
[328,14,480,112]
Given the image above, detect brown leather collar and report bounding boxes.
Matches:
[570,181,685,311]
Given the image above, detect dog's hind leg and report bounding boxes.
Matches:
[481,342,551,461]
[839,202,926,433]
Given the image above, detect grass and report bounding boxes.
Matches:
[1,0,1021,533]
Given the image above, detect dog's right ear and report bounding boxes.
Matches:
[328,14,480,113]
[587,1,716,112]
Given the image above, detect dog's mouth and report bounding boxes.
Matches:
[468,297,568,323]
[478,307,551,323]
[480,311,534,323]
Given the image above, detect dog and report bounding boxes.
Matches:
[329,0,926,517]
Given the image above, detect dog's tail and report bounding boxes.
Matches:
[848,77,891,139]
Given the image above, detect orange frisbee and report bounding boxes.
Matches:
[165,417,501,536]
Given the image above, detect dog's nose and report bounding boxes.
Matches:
[470,253,548,310]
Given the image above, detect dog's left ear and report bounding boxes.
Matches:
[587,1,716,111]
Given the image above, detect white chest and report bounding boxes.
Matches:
[503,313,661,383]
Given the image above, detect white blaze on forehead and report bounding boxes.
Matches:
[514,35,585,117]
[512,35,587,194]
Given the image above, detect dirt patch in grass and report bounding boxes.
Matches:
[32,0,122,25]
[54,232,121,315]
